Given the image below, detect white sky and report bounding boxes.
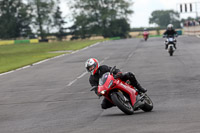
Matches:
[59,0,200,28]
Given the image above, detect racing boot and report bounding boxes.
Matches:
[165,44,168,50]
[134,83,147,93]
[174,44,177,49]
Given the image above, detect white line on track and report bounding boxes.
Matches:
[67,79,78,87]
[77,71,87,79]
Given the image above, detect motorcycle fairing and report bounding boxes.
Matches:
[98,73,137,106]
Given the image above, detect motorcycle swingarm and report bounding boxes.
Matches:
[133,95,145,109]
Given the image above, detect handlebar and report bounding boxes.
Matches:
[90,86,101,98]
[163,34,178,38]
[90,86,98,91]
[110,66,116,75]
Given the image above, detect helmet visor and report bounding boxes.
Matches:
[86,63,96,72]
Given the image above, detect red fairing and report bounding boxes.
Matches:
[114,80,137,106]
[143,31,149,40]
[143,31,149,36]
[97,73,137,106]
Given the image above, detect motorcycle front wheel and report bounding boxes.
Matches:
[111,92,134,115]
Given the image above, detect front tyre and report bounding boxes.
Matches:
[111,92,134,115]
[169,46,173,56]
[140,94,153,112]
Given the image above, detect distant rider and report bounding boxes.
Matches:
[85,58,147,109]
[163,24,178,49]
[143,28,149,40]
[143,28,149,36]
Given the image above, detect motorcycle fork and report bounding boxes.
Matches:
[117,90,129,102]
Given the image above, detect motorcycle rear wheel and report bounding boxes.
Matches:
[140,94,153,112]
[111,92,134,115]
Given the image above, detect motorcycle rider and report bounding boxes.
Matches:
[143,28,149,35]
[163,24,178,49]
[85,58,147,109]
[143,28,149,40]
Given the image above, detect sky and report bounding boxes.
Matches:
[59,0,200,28]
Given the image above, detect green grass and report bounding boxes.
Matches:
[0,39,106,73]
[149,35,162,37]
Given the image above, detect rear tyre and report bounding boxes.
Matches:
[111,92,134,115]
[140,94,153,112]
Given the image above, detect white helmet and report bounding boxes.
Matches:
[85,58,99,75]
[167,24,173,30]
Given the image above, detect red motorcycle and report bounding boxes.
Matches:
[143,31,149,41]
[91,66,153,115]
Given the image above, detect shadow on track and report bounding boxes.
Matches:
[102,110,154,117]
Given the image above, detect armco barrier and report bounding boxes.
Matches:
[176,30,182,35]
[14,40,30,44]
[30,39,39,43]
[0,40,15,45]
[0,39,39,46]
[184,26,200,35]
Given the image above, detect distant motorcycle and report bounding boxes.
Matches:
[143,31,149,41]
[163,35,177,56]
[91,66,153,115]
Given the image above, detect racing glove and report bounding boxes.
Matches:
[114,72,123,79]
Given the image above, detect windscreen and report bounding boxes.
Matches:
[168,38,174,42]
[99,72,109,86]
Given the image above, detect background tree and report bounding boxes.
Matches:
[149,10,181,28]
[103,18,130,38]
[53,6,66,40]
[69,0,133,38]
[28,0,56,40]
[0,0,33,39]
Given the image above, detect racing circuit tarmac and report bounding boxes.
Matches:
[0,36,200,133]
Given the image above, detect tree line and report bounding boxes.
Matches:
[149,10,181,29]
[0,0,133,40]
[1,0,187,40]
[68,0,133,39]
[149,10,200,29]
[0,0,65,40]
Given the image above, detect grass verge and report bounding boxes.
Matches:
[0,39,106,73]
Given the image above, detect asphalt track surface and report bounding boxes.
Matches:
[0,36,200,133]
